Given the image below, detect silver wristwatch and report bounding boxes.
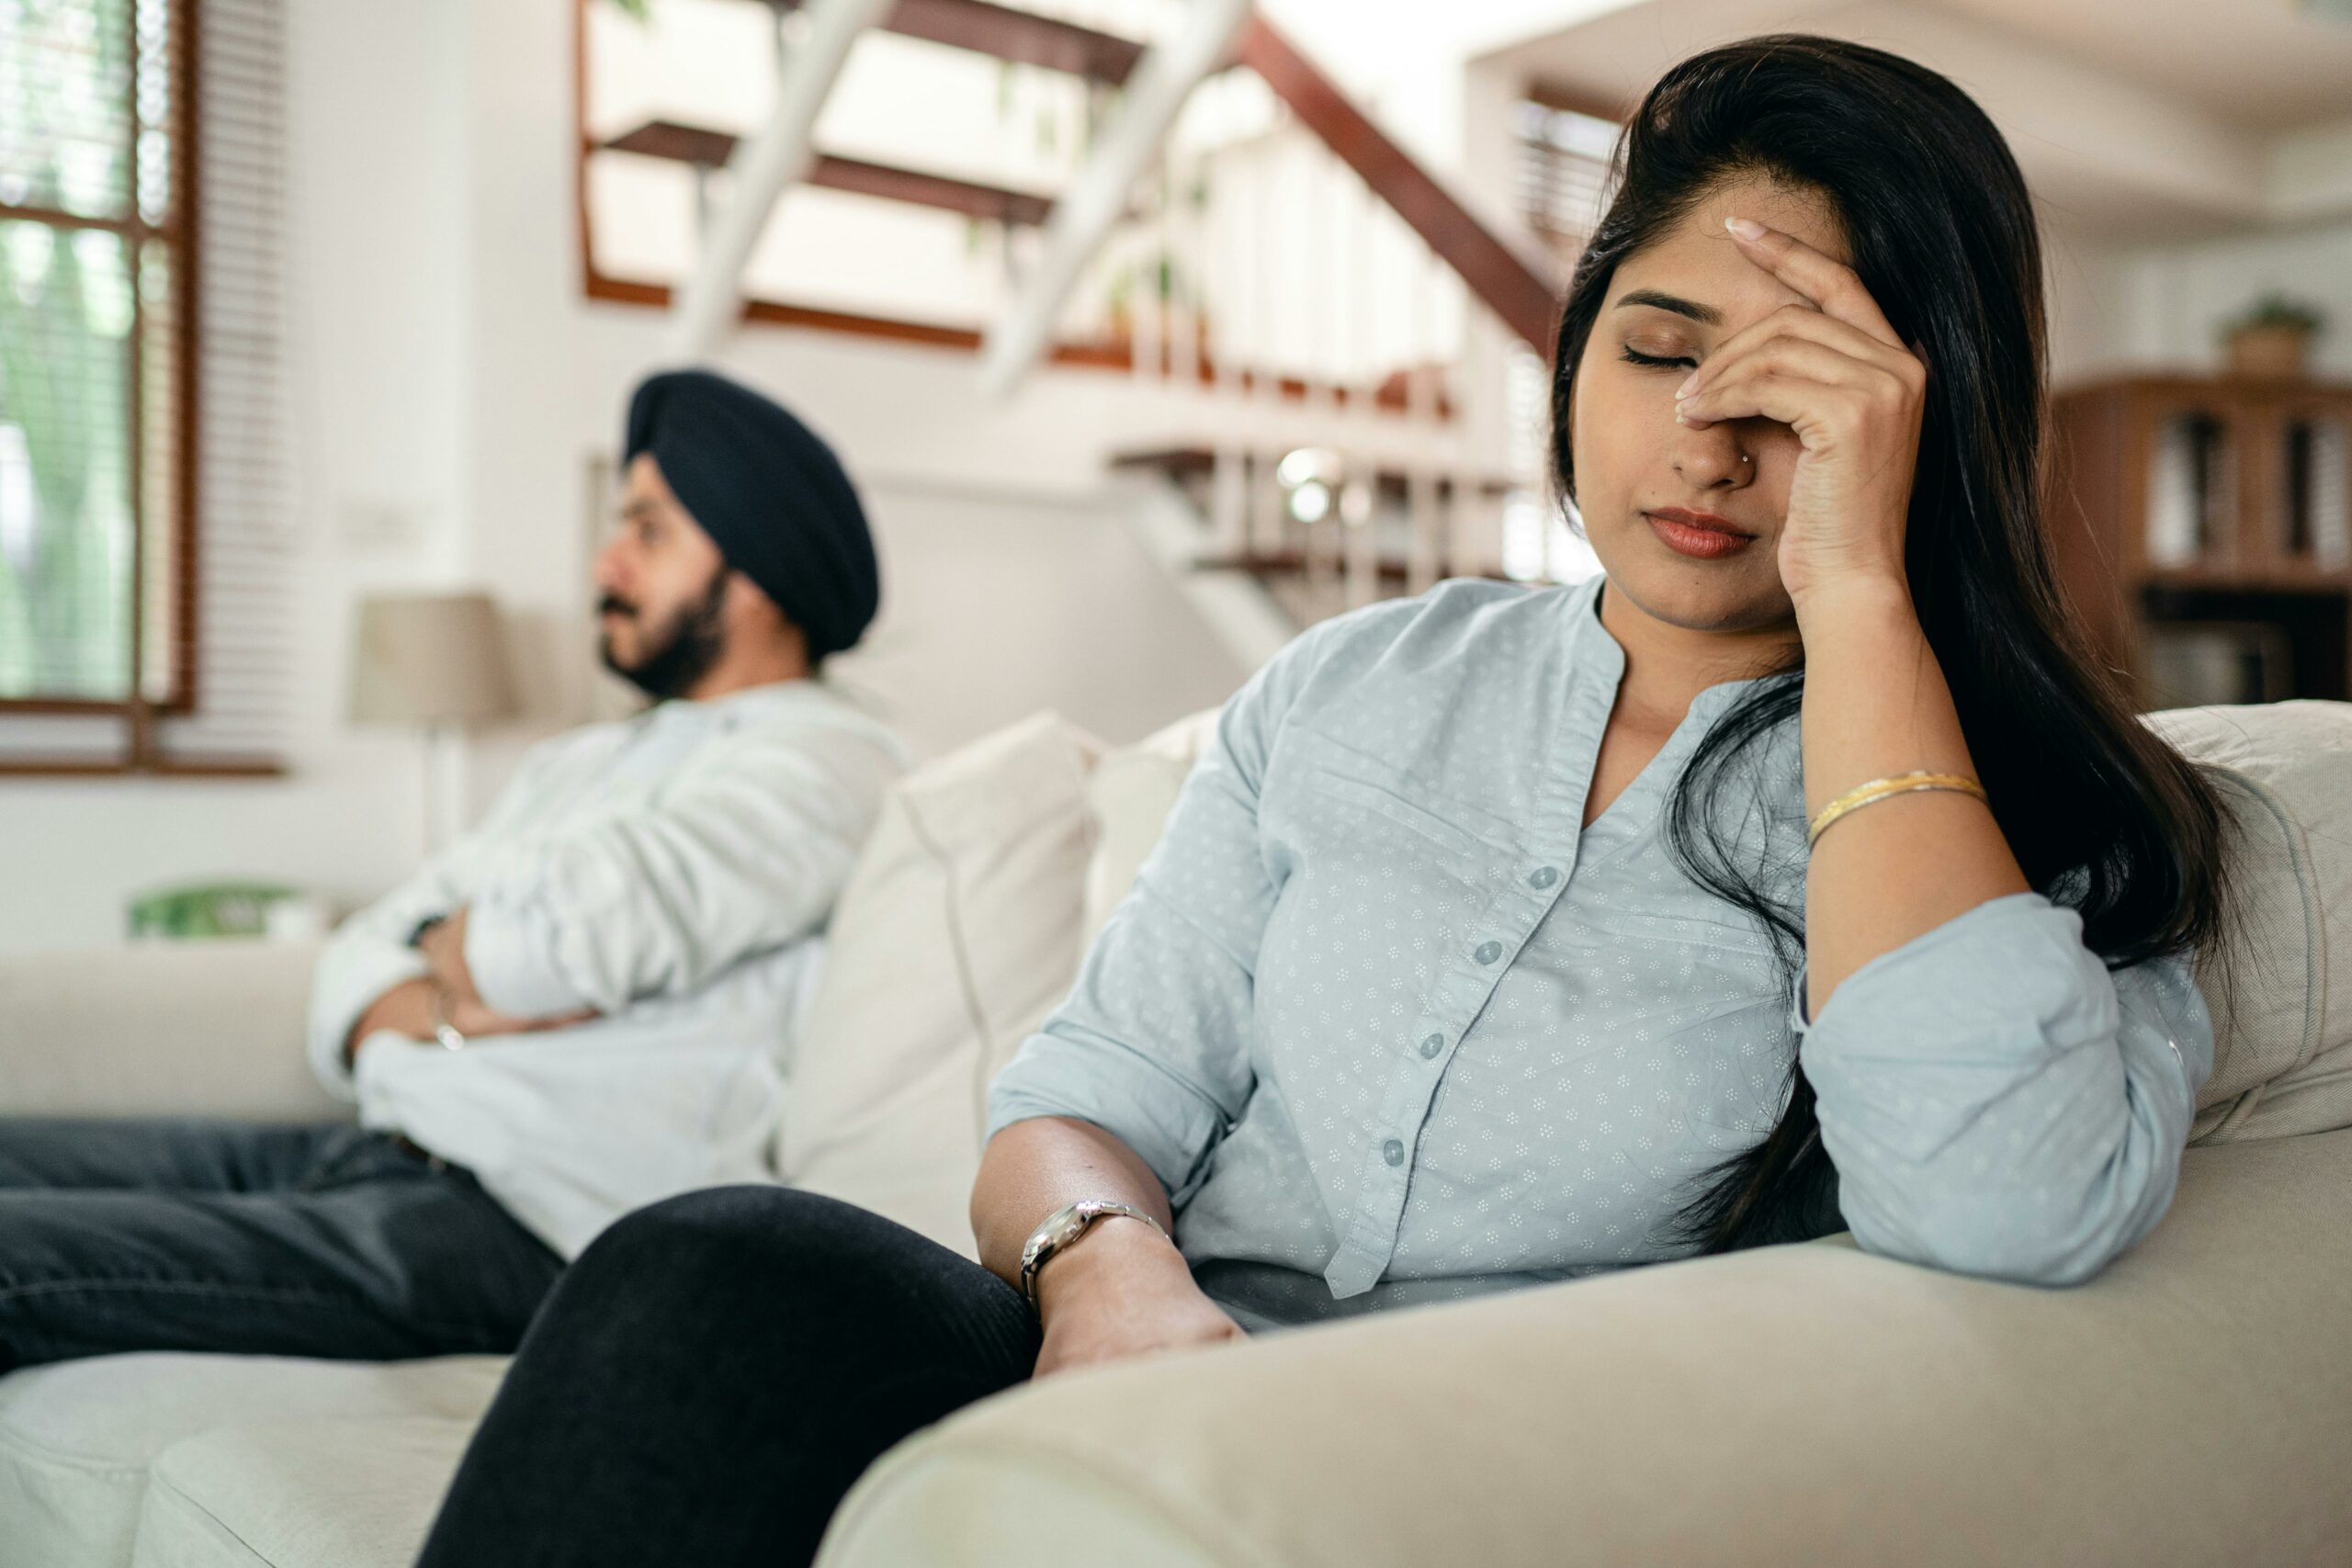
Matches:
[1017,1200,1169,1312]
[427,984,468,1053]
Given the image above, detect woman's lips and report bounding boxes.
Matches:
[1645,510,1755,560]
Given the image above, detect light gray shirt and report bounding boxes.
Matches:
[308,678,910,1258]
[986,574,2213,1330]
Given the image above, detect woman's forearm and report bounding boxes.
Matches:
[969,1116,1180,1292]
[1795,578,2031,1019]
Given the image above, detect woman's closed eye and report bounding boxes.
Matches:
[1620,345,1697,371]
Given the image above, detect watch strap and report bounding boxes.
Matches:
[1018,1200,1169,1312]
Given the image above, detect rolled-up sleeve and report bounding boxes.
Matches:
[1796,890,2214,1287]
[984,622,1338,1201]
[463,721,903,1019]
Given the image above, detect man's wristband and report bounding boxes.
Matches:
[427,984,468,1053]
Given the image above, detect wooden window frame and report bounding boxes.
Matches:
[0,0,201,738]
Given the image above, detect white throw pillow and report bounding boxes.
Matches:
[1081,707,1222,943]
[778,712,1103,1258]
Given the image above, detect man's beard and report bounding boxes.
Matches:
[598,569,729,701]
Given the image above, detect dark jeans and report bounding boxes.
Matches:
[416,1186,1043,1568]
[0,1118,562,1371]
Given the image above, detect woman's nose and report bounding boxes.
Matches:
[1672,430,1756,489]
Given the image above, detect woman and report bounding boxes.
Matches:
[417,34,2236,1567]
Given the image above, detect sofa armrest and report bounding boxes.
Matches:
[820,1129,2352,1568]
[0,941,347,1122]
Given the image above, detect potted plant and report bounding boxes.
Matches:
[2222,293,2326,379]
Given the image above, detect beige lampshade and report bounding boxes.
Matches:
[349,591,520,728]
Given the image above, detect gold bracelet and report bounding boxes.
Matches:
[1807,771,1986,848]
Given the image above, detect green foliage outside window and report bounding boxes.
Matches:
[0,0,173,704]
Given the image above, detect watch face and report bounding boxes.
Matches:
[1024,1204,1082,1269]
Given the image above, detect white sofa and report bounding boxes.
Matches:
[3,700,2348,1568]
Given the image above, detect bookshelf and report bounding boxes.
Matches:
[2050,373,2352,710]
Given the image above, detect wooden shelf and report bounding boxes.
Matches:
[603,121,1056,226]
[1114,446,1507,500]
[763,0,1143,85]
[0,756,283,779]
[2052,371,2352,708]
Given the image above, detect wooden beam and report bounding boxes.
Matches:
[603,119,740,166]
[671,0,893,361]
[1234,12,1560,355]
[772,0,1142,84]
[811,151,1052,225]
[0,756,284,779]
[605,120,1054,225]
[1524,78,1632,124]
[1112,447,1507,499]
[978,0,1252,397]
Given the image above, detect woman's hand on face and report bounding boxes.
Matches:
[1030,1216,1245,1379]
[1670,215,1928,617]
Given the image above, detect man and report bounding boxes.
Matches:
[0,369,909,1370]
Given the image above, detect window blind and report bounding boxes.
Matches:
[0,0,288,767]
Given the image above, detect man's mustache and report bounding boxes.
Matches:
[596,594,634,620]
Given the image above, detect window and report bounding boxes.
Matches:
[0,0,189,711]
[1516,89,1620,265]
[0,0,288,773]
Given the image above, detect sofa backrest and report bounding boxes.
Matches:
[776,712,1103,1258]
[2143,701,2352,1143]
[777,697,2352,1256]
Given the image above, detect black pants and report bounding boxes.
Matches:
[0,1118,562,1371]
[416,1186,1042,1568]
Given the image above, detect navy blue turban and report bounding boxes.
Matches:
[623,369,879,663]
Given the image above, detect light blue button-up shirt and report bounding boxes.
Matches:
[985,574,2214,1331]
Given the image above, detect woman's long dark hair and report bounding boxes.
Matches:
[1550,35,2241,1253]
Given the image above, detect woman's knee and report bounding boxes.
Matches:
[555,1185,954,1330]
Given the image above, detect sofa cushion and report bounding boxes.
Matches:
[131,1416,471,1568]
[820,1127,2352,1568]
[0,1353,501,1568]
[0,940,338,1123]
[778,711,1103,1258]
[1081,708,1221,946]
[2145,701,2352,1142]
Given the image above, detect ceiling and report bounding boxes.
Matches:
[1921,0,2352,131]
[1476,0,2352,239]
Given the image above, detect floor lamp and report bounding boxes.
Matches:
[349,592,520,856]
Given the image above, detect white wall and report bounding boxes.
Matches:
[0,0,478,954]
[0,0,1255,954]
[7,0,2339,955]
[2088,220,2352,383]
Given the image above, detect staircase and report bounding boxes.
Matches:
[577,0,1572,632]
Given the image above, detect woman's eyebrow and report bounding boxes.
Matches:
[1611,288,1723,327]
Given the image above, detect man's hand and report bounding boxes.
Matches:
[1031,1216,1245,1378]
[416,908,484,1014]
[416,908,598,1040]
[343,976,437,1068]
[441,992,598,1039]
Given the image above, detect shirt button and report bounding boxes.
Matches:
[1419,1033,1443,1059]
[1529,866,1558,889]
[1474,941,1502,964]
[1381,1138,1405,1167]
